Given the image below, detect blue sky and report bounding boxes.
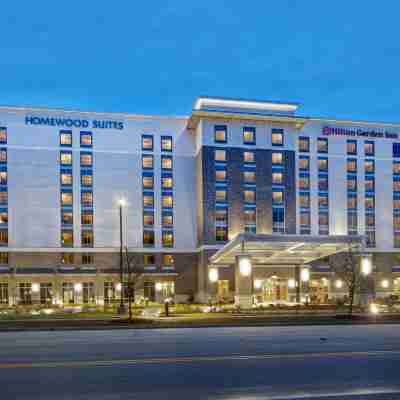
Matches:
[2,1,400,122]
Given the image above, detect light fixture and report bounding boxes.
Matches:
[239,257,252,277]
[361,256,372,276]
[208,268,218,283]
[335,279,343,289]
[118,198,127,207]
[381,279,389,289]
[31,283,40,293]
[116,282,122,291]
[288,278,296,289]
[155,282,163,292]
[254,279,263,289]
[74,283,82,292]
[300,268,310,283]
[321,277,328,287]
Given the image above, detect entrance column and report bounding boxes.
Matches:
[295,266,300,303]
[234,255,253,308]
[300,265,310,304]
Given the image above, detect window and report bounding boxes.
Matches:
[393,143,400,158]
[143,213,154,227]
[0,283,8,304]
[81,173,92,186]
[61,230,73,247]
[162,212,173,226]
[143,193,154,208]
[272,172,283,185]
[347,159,357,173]
[364,141,374,156]
[272,207,284,233]
[317,138,328,153]
[161,136,172,152]
[215,149,226,162]
[394,215,400,230]
[61,191,73,206]
[60,131,72,146]
[244,190,255,204]
[81,211,93,226]
[365,196,375,209]
[142,175,154,189]
[0,149,6,163]
[0,128,7,144]
[319,213,329,227]
[19,283,32,305]
[347,177,357,191]
[244,209,256,224]
[215,170,226,182]
[143,230,155,246]
[299,193,310,208]
[347,140,357,155]
[394,197,400,210]
[162,176,173,189]
[80,152,92,167]
[61,252,74,264]
[243,127,256,145]
[162,231,173,247]
[300,211,310,226]
[143,254,155,265]
[0,252,8,264]
[244,171,256,184]
[394,180,400,192]
[298,137,309,152]
[272,191,283,205]
[243,151,255,163]
[299,176,310,190]
[142,135,153,151]
[215,208,228,224]
[0,171,7,185]
[0,211,8,225]
[365,177,375,192]
[365,159,375,174]
[216,226,228,242]
[318,194,329,208]
[80,132,92,147]
[215,190,227,202]
[0,230,7,246]
[347,195,357,210]
[40,283,53,305]
[272,152,283,165]
[81,191,93,206]
[61,211,73,225]
[83,282,95,304]
[0,191,7,206]
[214,125,227,143]
[271,129,284,146]
[62,282,75,304]
[161,156,173,170]
[142,155,153,169]
[163,254,174,265]
[318,158,328,171]
[366,231,375,248]
[299,156,309,171]
[394,162,400,175]
[81,230,93,247]
[61,172,72,185]
[60,151,72,166]
[162,195,173,208]
[318,176,329,191]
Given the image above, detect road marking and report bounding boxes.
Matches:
[0,349,400,369]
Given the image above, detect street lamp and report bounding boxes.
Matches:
[118,198,127,314]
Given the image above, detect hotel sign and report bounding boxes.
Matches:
[322,126,398,139]
[25,115,124,130]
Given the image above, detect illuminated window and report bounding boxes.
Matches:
[215,149,226,162]
[215,170,226,182]
[347,196,357,209]
[318,176,329,191]
[61,230,73,247]
[243,127,256,144]
[61,172,72,185]
[0,192,7,205]
[244,209,256,224]
[394,180,400,192]
[143,193,154,208]
[162,177,173,189]
[0,211,7,225]
[0,172,7,185]
[318,158,328,171]
[347,159,357,173]
[394,162,400,175]
[162,195,173,208]
[163,254,174,265]
[216,190,227,202]
[272,152,283,165]
[0,128,7,144]
[0,230,7,245]
[216,226,228,242]
[82,254,94,264]
[300,211,310,226]
[317,138,328,153]
[161,155,173,170]
[142,175,154,189]
[60,151,72,166]
[81,191,93,206]
[365,159,375,174]
[299,176,309,190]
[214,125,227,143]
[80,152,92,167]
[61,211,73,225]
[0,252,8,264]
[60,131,72,146]
[215,208,228,224]
[394,197,400,210]
[81,174,92,186]
[143,213,154,227]
[272,129,284,146]
[365,177,375,192]
[364,141,374,156]
[244,190,255,204]
[143,230,155,246]
[61,191,73,206]
[161,136,172,152]
[366,213,375,227]
[243,151,255,163]
[143,254,155,265]
[318,194,328,208]
[162,231,173,247]
[142,135,153,151]
[60,253,74,264]
[319,213,329,226]
[365,196,375,209]
[272,172,283,185]
[0,149,6,163]
[272,191,283,205]
[298,137,309,152]
[394,215,400,230]
[299,156,309,170]
[142,155,153,169]
[162,213,173,226]
[81,211,93,226]
[81,230,94,247]
[347,177,357,191]
[347,140,357,155]
[299,193,310,207]
[243,171,256,184]
[80,132,92,147]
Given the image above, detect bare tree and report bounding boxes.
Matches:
[124,247,143,322]
[329,245,361,316]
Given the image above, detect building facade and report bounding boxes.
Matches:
[0,96,399,307]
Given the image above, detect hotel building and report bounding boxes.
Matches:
[0,96,399,307]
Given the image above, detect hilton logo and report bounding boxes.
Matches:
[322,126,398,139]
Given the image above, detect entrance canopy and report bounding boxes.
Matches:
[209,233,364,266]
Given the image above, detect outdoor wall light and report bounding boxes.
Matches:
[300,268,310,283]
[31,283,40,293]
[381,279,389,288]
[239,257,252,277]
[74,283,82,292]
[254,279,263,289]
[288,278,296,289]
[208,268,219,283]
[335,279,343,289]
[155,282,163,292]
[361,256,372,276]
[116,282,122,291]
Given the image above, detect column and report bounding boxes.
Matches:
[234,255,253,308]
[207,266,218,302]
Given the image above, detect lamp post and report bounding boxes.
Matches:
[117,199,126,314]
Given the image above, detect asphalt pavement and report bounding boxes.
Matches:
[1,324,400,399]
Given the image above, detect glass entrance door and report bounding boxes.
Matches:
[263,277,288,302]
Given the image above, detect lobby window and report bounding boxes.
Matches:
[0,283,8,304]
[318,157,328,172]
[214,125,227,143]
[243,127,256,145]
[81,191,93,206]
[80,132,92,147]
[19,283,32,305]
[244,209,256,225]
[216,190,227,202]
[215,149,226,162]
[271,152,283,166]
[215,208,228,224]
[162,176,173,189]
[0,252,8,264]
[216,226,228,242]
[272,172,283,185]
[299,156,310,171]
[163,254,174,265]
[142,135,153,151]
[61,230,73,247]
[60,131,72,147]
[0,149,6,163]
[143,193,154,208]
[161,136,172,152]
[162,230,174,247]
[347,140,357,155]
[317,138,328,153]
[299,175,310,190]
[162,212,173,227]
[0,128,7,144]
[80,152,92,167]
[299,192,310,208]
[61,191,73,206]
[142,175,154,189]
[82,253,94,265]
[215,169,227,182]
[81,173,92,187]
[244,171,256,184]
[244,190,255,204]
[61,211,73,225]
[298,137,309,152]
[271,129,284,146]
[272,190,284,205]
[143,212,154,227]
[347,159,357,173]
[82,282,95,304]
[143,254,155,265]
[143,230,155,247]
[142,155,153,169]
[364,141,375,156]
[81,230,94,247]
[161,155,173,170]
[60,151,72,166]
[61,172,73,186]
[162,195,173,208]
[243,151,255,164]
[365,159,375,174]
[81,210,93,226]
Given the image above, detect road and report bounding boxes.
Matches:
[1,325,400,399]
